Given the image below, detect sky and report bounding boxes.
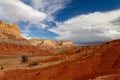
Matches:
[0,0,120,44]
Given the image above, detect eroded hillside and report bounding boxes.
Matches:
[0,20,120,80]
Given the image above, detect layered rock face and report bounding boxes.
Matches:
[0,20,20,38]
[0,20,28,45]
[62,40,73,45]
[29,39,73,47]
[29,39,55,47]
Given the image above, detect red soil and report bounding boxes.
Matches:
[0,43,52,58]
[0,39,120,80]
[39,56,62,63]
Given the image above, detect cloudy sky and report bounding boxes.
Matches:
[0,0,120,44]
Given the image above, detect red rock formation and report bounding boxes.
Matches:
[0,20,27,41]
[29,39,73,47]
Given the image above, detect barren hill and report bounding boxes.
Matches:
[29,39,73,47]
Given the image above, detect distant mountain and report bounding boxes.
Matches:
[76,41,106,46]
[29,39,73,47]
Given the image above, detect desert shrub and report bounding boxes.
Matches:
[28,62,39,67]
[80,53,94,59]
[31,52,35,54]
[86,45,91,49]
[55,49,69,54]
[0,66,4,70]
[75,48,81,53]
[21,55,28,63]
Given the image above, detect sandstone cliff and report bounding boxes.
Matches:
[29,39,73,47]
[61,40,73,45]
[29,39,55,47]
[0,20,28,45]
[0,20,19,38]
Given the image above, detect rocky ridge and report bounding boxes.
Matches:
[0,20,23,39]
[29,39,73,47]
[0,20,73,47]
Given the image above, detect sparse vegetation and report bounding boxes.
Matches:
[80,53,94,59]
[55,49,69,54]
[21,55,28,63]
[75,47,81,53]
[0,66,4,70]
[28,62,39,67]
[31,52,35,54]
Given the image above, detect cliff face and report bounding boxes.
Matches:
[42,39,56,46]
[29,39,73,47]
[0,20,28,45]
[0,20,21,39]
[29,39,55,47]
[29,39,42,46]
[62,40,73,45]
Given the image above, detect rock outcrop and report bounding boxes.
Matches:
[29,39,73,47]
[0,20,19,38]
[29,39,55,47]
[62,40,73,45]
[0,20,28,45]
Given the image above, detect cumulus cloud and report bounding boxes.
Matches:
[31,0,71,21]
[0,0,72,34]
[0,0,46,25]
[49,9,120,43]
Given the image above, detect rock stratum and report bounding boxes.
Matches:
[0,20,25,40]
[29,39,73,47]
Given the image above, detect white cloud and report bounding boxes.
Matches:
[21,33,31,40]
[21,23,33,40]
[31,0,71,21]
[0,0,72,32]
[0,0,46,25]
[49,9,120,43]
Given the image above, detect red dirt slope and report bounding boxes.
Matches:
[0,43,52,58]
[0,39,120,80]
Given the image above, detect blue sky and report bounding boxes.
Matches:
[0,0,120,43]
[56,0,120,21]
